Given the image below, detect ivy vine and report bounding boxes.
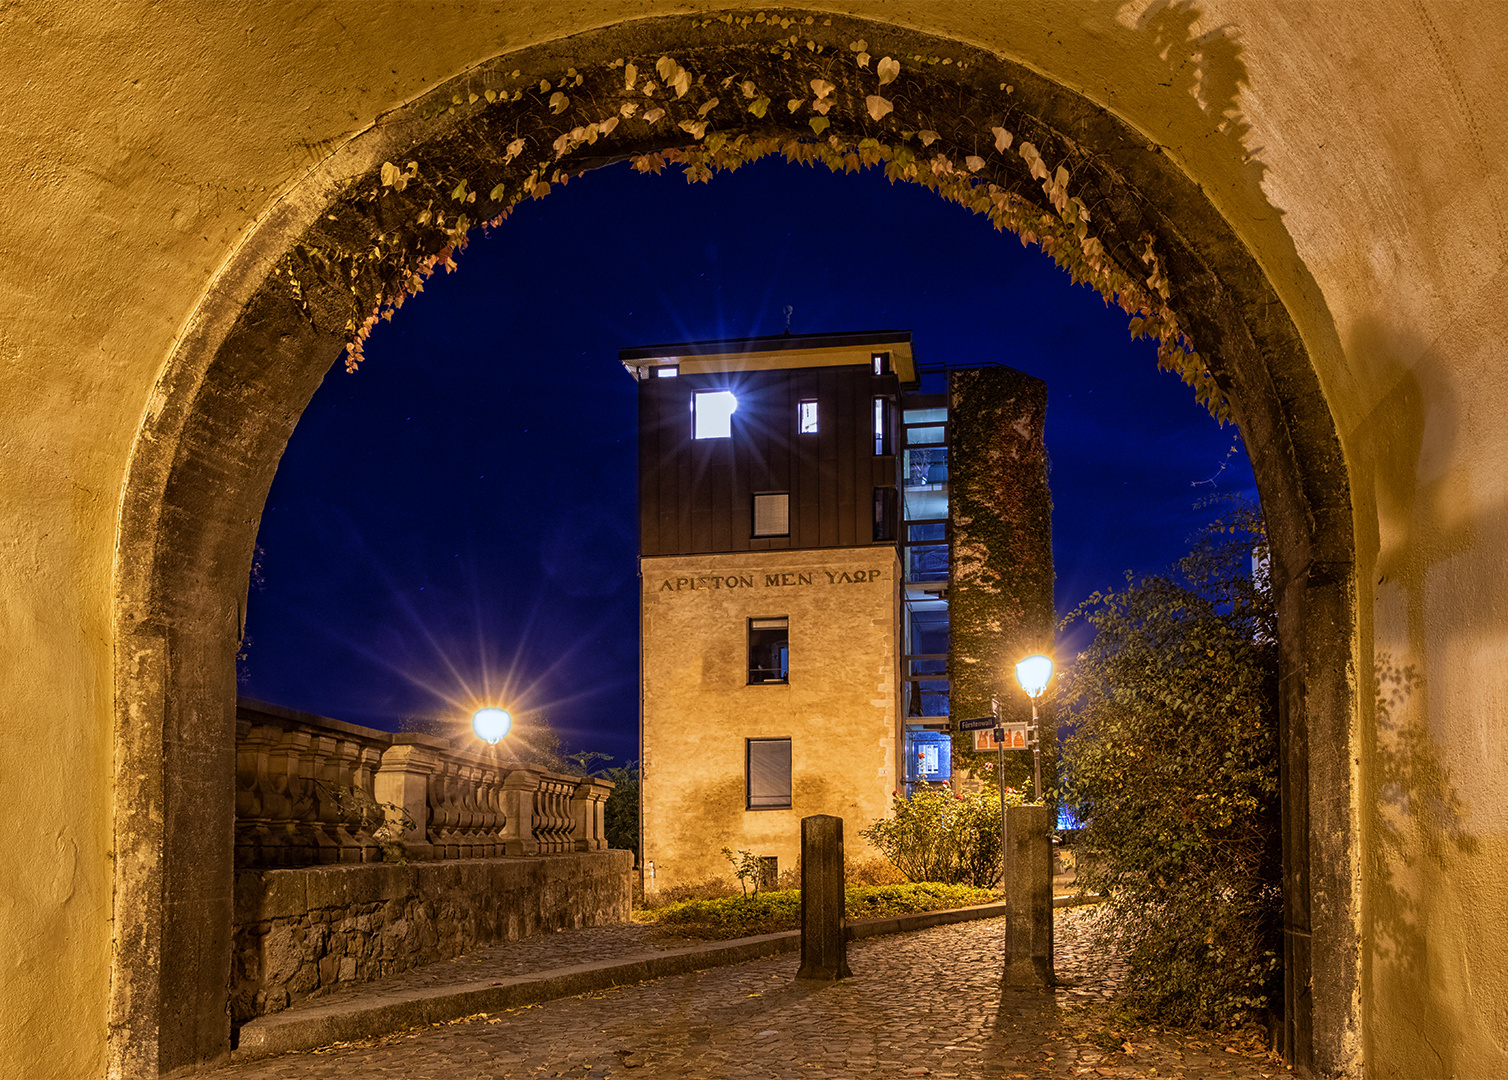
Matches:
[281,11,1228,422]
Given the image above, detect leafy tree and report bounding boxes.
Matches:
[1058,500,1281,1027]
[600,760,640,860]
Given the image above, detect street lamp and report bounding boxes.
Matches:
[1015,654,1053,803]
[471,706,512,745]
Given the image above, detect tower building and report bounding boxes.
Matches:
[624,331,1052,892]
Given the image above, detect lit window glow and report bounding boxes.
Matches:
[692,389,738,439]
[799,399,818,434]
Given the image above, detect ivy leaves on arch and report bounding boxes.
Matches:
[285,11,1224,421]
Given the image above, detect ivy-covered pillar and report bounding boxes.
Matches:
[947,367,1055,802]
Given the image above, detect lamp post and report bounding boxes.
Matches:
[471,706,513,745]
[1014,654,1053,803]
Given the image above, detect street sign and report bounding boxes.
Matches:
[975,722,1030,751]
[956,716,997,732]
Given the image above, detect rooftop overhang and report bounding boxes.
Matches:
[620,330,918,387]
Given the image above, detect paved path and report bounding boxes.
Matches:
[216,909,1285,1079]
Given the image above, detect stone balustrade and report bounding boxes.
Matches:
[235,700,613,869]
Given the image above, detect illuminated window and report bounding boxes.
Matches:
[655,365,679,378]
[753,493,790,537]
[746,737,792,810]
[872,351,891,375]
[748,617,789,684]
[692,389,737,439]
[873,397,892,454]
[798,399,819,434]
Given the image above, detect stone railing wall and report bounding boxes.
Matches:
[235,700,613,869]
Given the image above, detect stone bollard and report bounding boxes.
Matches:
[796,814,852,981]
[1003,803,1054,989]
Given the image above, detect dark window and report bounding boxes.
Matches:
[872,351,891,376]
[798,399,818,434]
[873,486,898,541]
[752,493,790,537]
[759,855,779,889]
[748,617,789,684]
[747,738,792,809]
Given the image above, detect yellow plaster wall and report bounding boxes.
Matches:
[0,2,1505,1075]
[641,549,900,890]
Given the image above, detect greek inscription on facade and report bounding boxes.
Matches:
[822,569,884,584]
[657,568,883,592]
[658,574,756,592]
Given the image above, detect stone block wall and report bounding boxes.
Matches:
[230,850,632,1023]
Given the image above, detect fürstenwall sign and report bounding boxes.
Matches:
[656,569,886,592]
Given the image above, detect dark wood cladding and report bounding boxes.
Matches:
[639,366,900,556]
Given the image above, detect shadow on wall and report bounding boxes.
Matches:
[1369,658,1479,1076]
[1067,0,1273,222]
[1350,315,1485,1075]
[1128,0,1266,191]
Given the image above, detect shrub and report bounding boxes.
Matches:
[860,782,1022,887]
[644,877,740,907]
[841,881,995,920]
[845,856,907,886]
[649,882,996,939]
[1059,500,1281,1028]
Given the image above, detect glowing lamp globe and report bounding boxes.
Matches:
[1015,655,1054,699]
[471,707,512,745]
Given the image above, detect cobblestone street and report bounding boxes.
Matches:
[216,909,1285,1079]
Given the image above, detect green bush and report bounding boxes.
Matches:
[1059,501,1281,1028]
[841,882,996,920]
[860,783,1022,886]
[649,882,996,939]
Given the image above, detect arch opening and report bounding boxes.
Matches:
[110,13,1356,1076]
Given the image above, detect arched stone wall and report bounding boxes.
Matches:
[110,14,1356,1076]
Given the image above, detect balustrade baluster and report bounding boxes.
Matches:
[264,731,312,865]
[324,739,366,864]
[470,766,493,857]
[353,744,384,862]
[458,764,482,858]
[304,736,341,865]
[440,762,465,858]
[235,723,279,868]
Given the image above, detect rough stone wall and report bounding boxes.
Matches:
[231,851,631,1022]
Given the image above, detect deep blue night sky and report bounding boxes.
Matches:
[240,157,1256,764]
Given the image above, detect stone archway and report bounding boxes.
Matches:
[110,13,1356,1076]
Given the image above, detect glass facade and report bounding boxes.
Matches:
[901,397,951,784]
